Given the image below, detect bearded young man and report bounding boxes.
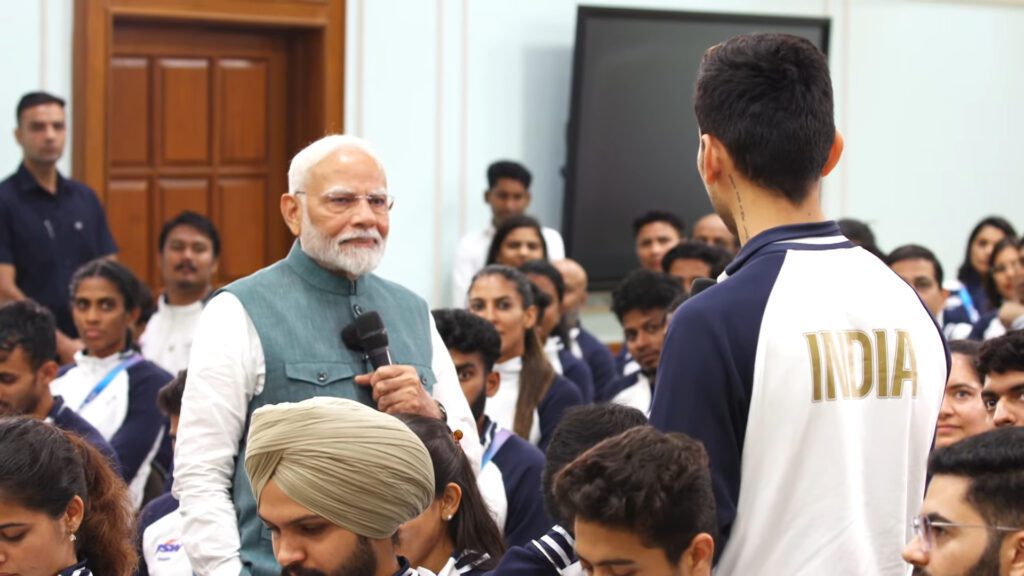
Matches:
[173,135,480,576]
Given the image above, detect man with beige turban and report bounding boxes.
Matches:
[246,397,436,576]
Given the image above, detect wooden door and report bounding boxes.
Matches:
[107,23,291,288]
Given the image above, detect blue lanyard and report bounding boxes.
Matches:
[482,428,512,468]
[78,354,143,411]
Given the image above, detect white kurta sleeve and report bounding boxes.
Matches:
[427,311,483,472]
[173,292,264,576]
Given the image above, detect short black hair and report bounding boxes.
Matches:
[838,218,885,259]
[611,270,683,322]
[0,300,56,370]
[542,404,647,525]
[631,211,685,239]
[976,330,1024,378]
[487,160,532,189]
[553,427,717,564]
[520,259,565,303]
[886,244,944,286]
[431,309,502,373]
[16,91,65,124]
[157,370,187,417]
[694,33,834,204]
[929,427,1024,530]
[158,211,222,257]
[135,282,157,327]
[661,241,727,276]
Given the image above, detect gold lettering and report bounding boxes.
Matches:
[822,331,850,400]
[845,330,873,398]
[874,329,890,398]
[891,330,918,398]
[806,333,823,402]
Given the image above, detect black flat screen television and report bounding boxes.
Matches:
[563,7,830,289]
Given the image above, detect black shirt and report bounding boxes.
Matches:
[0,164,117,335]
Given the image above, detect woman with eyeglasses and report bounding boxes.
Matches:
[466,265,582,450]
[0,417,136,576]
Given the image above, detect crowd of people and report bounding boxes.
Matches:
[1,33,1023,576]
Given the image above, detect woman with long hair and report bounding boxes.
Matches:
[395,415,506,575]
[956,216,1017,314]
[49,259,171,509]
[467,265,582,449]
[971,237,1022,340]
[0,417,136,576]
[485,215,548,269]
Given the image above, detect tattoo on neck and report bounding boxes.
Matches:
[729,174,749,240]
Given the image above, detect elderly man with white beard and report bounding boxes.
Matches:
[173,135,482,576]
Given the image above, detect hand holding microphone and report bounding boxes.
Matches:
[345,311,443,419]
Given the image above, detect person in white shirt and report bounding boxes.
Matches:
[139,211,220,374]
[451,161,565,305]
[173,134,481,576]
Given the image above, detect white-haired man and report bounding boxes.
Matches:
[173,135,481,576]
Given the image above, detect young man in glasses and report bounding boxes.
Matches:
[603,269,682,412]
[903,427,1024,575]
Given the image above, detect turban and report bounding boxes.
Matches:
[244,397,435,539]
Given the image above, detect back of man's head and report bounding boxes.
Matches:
[553,426,717,566]
[977,331,1024,379]
[16,91,65,124]
[886,244,944,286]
[0,300,56,370]
[611,270,683,323]
[929,427,1024,530]
[542,404,647,524]
[695,33,834,205]
[487,160,532,190]
[631,210,685,239]
[431,308,502,374]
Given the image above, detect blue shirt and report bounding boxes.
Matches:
[575,326,617,402]
[47,394,122,477]
[488,525,577,576]
[481,417,551,547]
[0,164,117,336]
[558,347,594,403]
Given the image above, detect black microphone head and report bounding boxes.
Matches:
[341,322,363,351]
[354,311,389,350]
[690,277,717,297]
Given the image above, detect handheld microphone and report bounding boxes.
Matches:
[690,277,717,297]
[341,311,392,369]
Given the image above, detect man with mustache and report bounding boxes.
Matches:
[174,135,481,576]
[140,211,221,374]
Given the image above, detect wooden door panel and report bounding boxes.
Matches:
[158,58,211,165]
[159,178,210,222]
[110,57,150,167]
[219,59,268,165]
[107,179,153,281]
[217,177,267,281]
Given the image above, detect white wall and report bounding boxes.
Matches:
[3,0,1022,335]
[0,0,73,175]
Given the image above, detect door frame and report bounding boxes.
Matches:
[73,0,346,201]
